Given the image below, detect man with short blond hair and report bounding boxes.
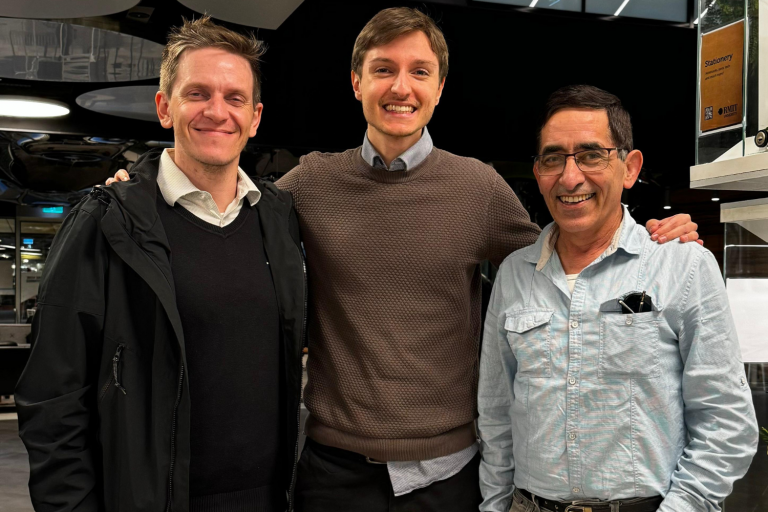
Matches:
[17,17,306,512]
[478,85,757,512]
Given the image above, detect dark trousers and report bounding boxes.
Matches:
[294,439,482,512]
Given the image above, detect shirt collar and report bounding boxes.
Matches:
[157,148,261,207]
[526,205,642,271]
[361,126,433,171]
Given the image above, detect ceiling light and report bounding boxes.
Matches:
[0,97,69,118]
[614,0,631,16]
[712,191,720,202]
[663,187,672,210]
[529,0,539,6]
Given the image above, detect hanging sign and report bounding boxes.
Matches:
[700,20,744,132]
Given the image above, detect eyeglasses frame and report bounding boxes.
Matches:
[532,147,627,176]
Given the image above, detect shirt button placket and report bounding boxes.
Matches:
[567,281,584,498]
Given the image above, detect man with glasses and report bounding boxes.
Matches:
[477,85,758,512]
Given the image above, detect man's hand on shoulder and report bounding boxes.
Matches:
[646,214,703,246]
[105,169,130,186]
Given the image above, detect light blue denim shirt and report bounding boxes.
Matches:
[478,207,758,512]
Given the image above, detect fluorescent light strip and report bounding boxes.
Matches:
[529,0,539,6]
[614,0,630,16]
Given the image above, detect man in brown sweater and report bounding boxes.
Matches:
[275,7,699,512]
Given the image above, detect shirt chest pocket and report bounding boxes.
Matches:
[599,311,661,379]
[504,309,554,378]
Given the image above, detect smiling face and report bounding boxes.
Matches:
[352,30,445,149]
[156,47,262,170]
[535,108,642,241]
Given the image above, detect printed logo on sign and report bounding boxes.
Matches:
[705,106,713,120]
[720,104,739,118]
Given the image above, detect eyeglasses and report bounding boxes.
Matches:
[533,147,623,176]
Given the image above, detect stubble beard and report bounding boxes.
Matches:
[177,135,241,176]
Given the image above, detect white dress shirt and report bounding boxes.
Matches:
[157,148,261,227]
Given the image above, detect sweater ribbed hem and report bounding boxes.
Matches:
[190,485,281,512]
[304,416,477,461]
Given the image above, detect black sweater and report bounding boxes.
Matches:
[157,196,282,512]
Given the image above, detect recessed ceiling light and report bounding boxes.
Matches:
[0,97,69,118]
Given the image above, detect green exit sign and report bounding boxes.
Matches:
[42,207,64,214]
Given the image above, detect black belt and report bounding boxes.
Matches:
[518,489,663,512]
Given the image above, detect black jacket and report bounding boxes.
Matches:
[16,150,307,512]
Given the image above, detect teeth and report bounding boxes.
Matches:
[385,105,415,113]
[560,194,595,203]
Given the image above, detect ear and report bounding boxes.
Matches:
[249,103,263,138]
[351,70,363,102]
[622,149,643,189]
[435,76,446,106]
[156,91,173,129]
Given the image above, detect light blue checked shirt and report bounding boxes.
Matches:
[478,207,758,512]
[362,126,433,172]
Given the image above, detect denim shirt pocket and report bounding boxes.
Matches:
[504,308,554,378]
[599,310,661,379]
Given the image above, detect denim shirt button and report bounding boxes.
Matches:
[625,316,633,325]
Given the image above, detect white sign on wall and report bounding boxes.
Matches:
[726,278,768,362]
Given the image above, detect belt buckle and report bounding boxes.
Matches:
[565,507,592,512]
[365,456,387,465]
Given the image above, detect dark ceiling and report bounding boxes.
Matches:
[0,0,764,261]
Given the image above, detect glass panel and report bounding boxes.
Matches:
[19,221,61,323]
[0,218,14,324]
[699,0,745,34]
[586,0,688,22]
[697,126,744,163]
[476,0,582,11]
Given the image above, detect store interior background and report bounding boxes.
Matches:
[0,1,766,511]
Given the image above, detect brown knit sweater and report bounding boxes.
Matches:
[276,147,541,461]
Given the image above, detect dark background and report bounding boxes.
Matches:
[1,0,765,266]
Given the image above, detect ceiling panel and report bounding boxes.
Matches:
[586,0,688,22]
[476,0,582,12]
[0,18,163,82]
[0,0,139,19]
[76,86,159,122]
[178,0,304,29]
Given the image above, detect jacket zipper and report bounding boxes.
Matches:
[288,255,308,512]
[99,344,126,401]
[166,363,184,512]
[112,344,127,395]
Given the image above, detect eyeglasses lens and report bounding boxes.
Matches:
[536,149,612,175]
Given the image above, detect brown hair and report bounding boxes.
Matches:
[160,15,266,103]
[538,85,632,158]
[351,7,449,82]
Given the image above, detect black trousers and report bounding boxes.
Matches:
[294,439,482,512]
